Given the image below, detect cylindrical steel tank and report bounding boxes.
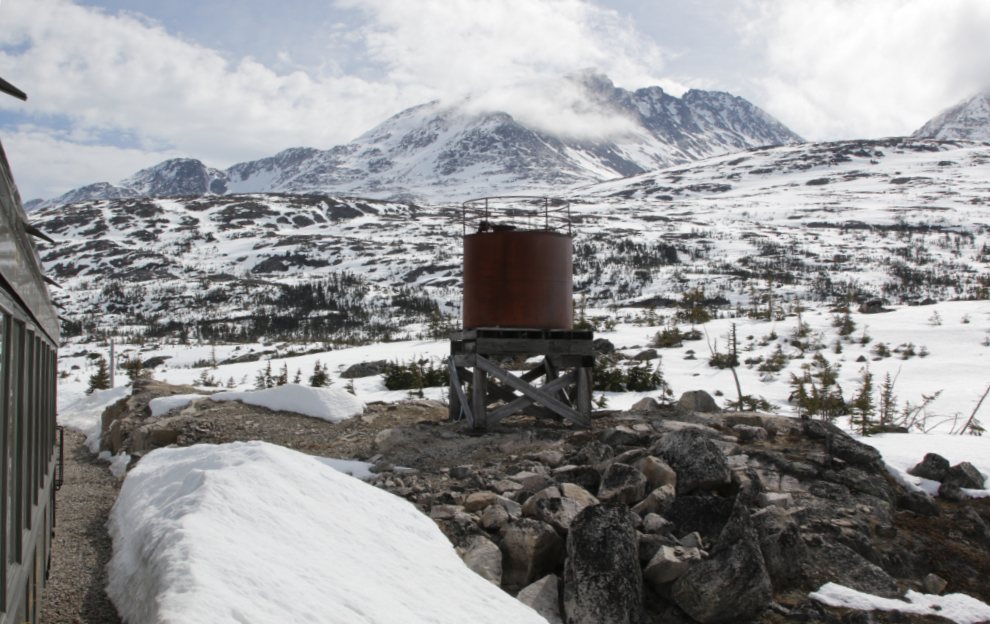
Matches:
[463,230,573,329]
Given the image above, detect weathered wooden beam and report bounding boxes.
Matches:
[475,338,595,356]
[484,383,553,419]
[472,365,488,429]
[487,370,578,425]
[453,354,476,367]
[577,366,592,420]
[447,356,473,426]
[475,357,589,427]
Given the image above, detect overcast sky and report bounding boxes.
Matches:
[1,0,989,201]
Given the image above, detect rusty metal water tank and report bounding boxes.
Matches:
[460,197,573,330]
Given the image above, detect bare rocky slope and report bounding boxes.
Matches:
[91,380,990,624]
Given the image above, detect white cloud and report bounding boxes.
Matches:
[0,0,677,199]
[737,0,990,140]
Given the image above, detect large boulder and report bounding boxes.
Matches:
[677,390,720,413]
[825,433,882,467]
[670,502,772,623]
[563,504,643,624]
[942,462,986,490]
[597,464,647,505]
[750,506,809,589]
[341,360,387,378]
[907,453,950,482]
[499,519,565,588]
[652,429,731,496]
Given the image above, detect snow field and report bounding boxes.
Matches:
[106,441,549,624]
[810,583,990,624]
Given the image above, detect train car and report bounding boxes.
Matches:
[0,76,62,624]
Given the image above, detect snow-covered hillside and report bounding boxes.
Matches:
[34,70,801,207]
[36,134,990,428]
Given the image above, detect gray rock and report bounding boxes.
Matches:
[630,397,661,411]
[462,535,503,585]
[449,465,474,480]
[495,495,523,520]
[677,390,720,413]
[938,481,967,501]
[733,425,768,442]
[923,573,947,595]
[763,420,778,437]
[599,427,644,448]
[670,502,772,623]
[341,360,388,378]
[825,433,882,467]
[643,545,701,585]
[642,513,674,535]
[597,463,648,505]
[652,429,732,496]
[564,504,643,624]
[943,462,986,490]
[750,506,809,589]
[632,348,658,361]
[534,496,586,534]
[518,575,564,624]
[907,453,950,482]
[809,541,900,598]
[553,465,602,493]
[510,470,550,491]
[559,483,599,508]
[463,491,497,513]
[631,485,675,518]
[570,441,615,466]
[593,338,615,355]
[480,504,510,531]
[667,495,734,542]
[522,487,562,516]
[898,491,940,517]
[499,519,565,587]
[635,456,677,491]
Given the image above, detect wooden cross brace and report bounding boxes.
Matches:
[448,354,592,429]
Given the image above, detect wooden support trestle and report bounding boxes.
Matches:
[448,328,594,429]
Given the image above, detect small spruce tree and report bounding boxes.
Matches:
[309,360,329,388]
[86,357,111,395]
[851,367,875,436]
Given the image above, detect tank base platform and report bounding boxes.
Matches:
[448,328,594,429]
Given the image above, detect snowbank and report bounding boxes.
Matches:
[106,442,548,624]
[148,393,208,416]
[811,582,990,624]
[147,384,365,423]
[57,385,130,452]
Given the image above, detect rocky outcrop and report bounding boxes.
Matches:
[100,381,990,623]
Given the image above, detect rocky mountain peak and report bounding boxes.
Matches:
[34,72,804,208]
[912,87,990,141]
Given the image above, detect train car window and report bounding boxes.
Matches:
[23,331,34,529]
[0,309,5,604]
[8,320,23,566]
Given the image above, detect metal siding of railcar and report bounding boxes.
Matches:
[0,138,59,345]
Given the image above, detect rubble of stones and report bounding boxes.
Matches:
[101,381,990,624]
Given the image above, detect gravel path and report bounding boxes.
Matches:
[41,430,123,624]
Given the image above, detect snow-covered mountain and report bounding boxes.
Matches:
[36,70,802,208]
[912,87,990,141]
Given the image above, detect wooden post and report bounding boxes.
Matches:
[472,360,488,429]
[577,365,592,419]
